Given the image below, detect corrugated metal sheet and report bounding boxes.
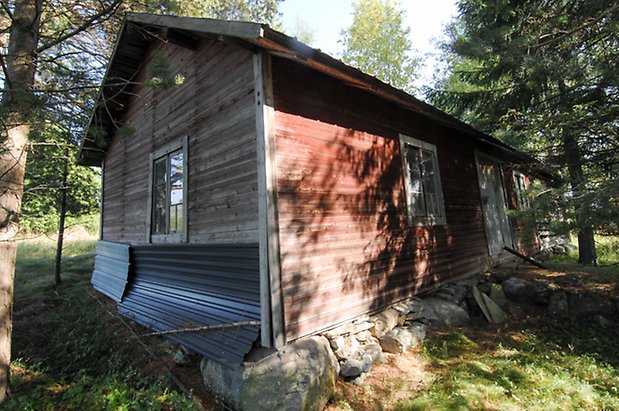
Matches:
[118,243,260,369]
[91,241,130,302]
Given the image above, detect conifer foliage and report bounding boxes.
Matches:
[430,0,619,265]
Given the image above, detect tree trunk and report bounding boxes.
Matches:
[0,125,29,402]
[0,0,42,402]
[557,79,598,266]
[54,149,69,287]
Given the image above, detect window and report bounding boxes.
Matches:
[513,171,529,209]
[148,137,187,242]
[399,134,446,225]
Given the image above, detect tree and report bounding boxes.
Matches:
[429,0,619,265]
[137,0,282,24]
[340,0,419,93]
[291,16,315,46]
[1,0,285,400]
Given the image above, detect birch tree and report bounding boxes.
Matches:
[340,0,420,93]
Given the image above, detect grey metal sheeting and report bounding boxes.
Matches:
[117,243,261,369]
[91,241,130,302]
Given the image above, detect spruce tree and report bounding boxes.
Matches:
[429,0,618,265]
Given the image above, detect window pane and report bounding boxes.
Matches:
[421,149,442,217]
[176,205,183,233]
[411,192,426,216]
[153,185,167,234]
[405,145,426,216]
[169,204,178,233]
[170,151,184,206]
[154,158,166,184]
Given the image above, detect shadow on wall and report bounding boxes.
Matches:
[276,118,455,339]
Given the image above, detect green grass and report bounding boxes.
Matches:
[548,235,619,282]
[396,325,619,411]
[6,237,198,410]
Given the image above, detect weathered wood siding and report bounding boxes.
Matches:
[271,58,493,340]
[102,38,258,245]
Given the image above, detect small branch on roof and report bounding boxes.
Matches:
[142,320,261,337]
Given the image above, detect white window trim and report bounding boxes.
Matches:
[399,134,447,226]
[146,135,188,243]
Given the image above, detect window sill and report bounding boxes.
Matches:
[151,233,184,244]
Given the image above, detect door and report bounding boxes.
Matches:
[476,155,513,259]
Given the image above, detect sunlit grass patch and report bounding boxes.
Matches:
[396,327,619,411]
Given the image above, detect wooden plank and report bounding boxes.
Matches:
[254,52,286,348]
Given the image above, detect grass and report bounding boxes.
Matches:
[551,234,618,268]
[329,235,619,411]
[6,236,198,410]
[396,324,619,411]
[9,233,618,409]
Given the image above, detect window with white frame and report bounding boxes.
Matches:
[399,134,446,225]
[513,171,529,209]
[149,136,187,242]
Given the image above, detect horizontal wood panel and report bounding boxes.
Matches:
[102,37,258,245]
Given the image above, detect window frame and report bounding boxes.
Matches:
[147,136,188,243]
[399,134,447,226]
[512,171,530,210]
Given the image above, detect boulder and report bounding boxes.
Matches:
[330,335,360,360]
[407,297,424,313]
[547,291,569,318]
[569,292,616,317]
[473,286,506,324]
[405,298,425,321]
[323,321,373,340]
[379,322,427,354]
[171,346,196,366]
[488,283,509,309]
[392,302,410,315]
[422,297,470,326]
[201,336,338,411]
[370,308,400,338]
[361,342,386,364]
[339,353,373,379]
[525,282,552,305]
[354,330,372,342]
[502,277,529,299]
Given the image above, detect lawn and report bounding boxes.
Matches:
[6,234,201,410]
[5,233,619,410]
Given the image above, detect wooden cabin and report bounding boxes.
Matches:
[79,13,541,368]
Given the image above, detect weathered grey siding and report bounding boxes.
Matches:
[271,57,491,341]
[101,37,258,245]
[118,243,260,368]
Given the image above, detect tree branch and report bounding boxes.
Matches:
[36,0,123,54]
[0,0,13,21]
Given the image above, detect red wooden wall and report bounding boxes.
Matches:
[271,58,494,340]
